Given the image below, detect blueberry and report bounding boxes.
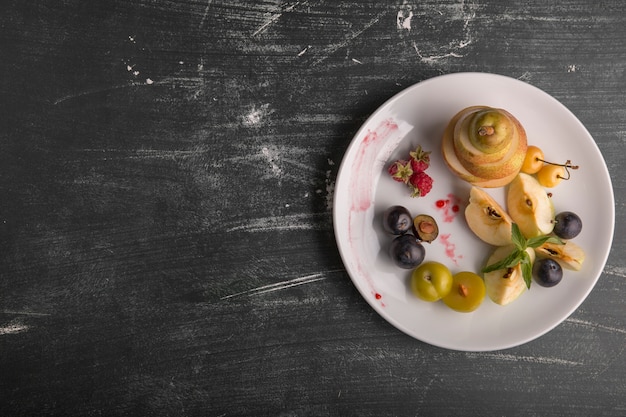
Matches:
[533,258,563,287]
[382,205,413,235]
[389,234,425,269]
[553,211,582,239]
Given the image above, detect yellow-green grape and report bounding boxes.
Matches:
[442,272,486,312]
[410,262,453,302]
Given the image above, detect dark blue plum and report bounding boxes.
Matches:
[388,234,425,269]
[533,258,563,287]
[382,205,412,235]
[553,211,582,239]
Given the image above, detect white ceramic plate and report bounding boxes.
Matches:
[333,72,614,351]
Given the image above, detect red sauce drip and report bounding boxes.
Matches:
[375,293,382,300]
[435,194,463,223]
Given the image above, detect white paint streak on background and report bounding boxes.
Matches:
[325,166,335,211]
[55,29,207,105]
[311,11,387,67]
[252,1,306,37]
[396,10,413,31]
[221,269,343,300]
[228,141,332,188]
[1,311,51,336]
[466,352,583,366]
[566,318,626,335]
[199,0,213,29]
[261,146,284,177]
[72,149,199,163]
[411,0,477,64]
[413,44,463,63]
[0,321,29,336]
[54,83,137,105]
[244,103,273,126]
[54,74,207,105]
[602,264,626,278]
[2,310,50,317]
[225,212,329,233]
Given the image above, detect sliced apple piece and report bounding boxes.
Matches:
[465,187,513,246]
[484,245,535,306]
[507,173,555,238]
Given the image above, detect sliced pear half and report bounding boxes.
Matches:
[484,245,535,306]
[535,240,585,271]
[507,173,555,239]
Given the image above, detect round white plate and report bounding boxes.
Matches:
[333,72,614,351]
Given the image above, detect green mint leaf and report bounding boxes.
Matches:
[511,223,526,251]
[527,235,564,248]
[520,251,532,288]
[519,250,531,264]
[481,250,522,273]
[519,251,532,289]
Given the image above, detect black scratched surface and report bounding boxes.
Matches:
[1,1,625,416]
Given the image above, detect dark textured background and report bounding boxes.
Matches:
[1,1,625,416]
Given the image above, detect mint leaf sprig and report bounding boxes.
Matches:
[481,224,563,289]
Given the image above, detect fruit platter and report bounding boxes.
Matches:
[333,72,614,351]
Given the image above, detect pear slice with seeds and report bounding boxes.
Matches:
[535,240,585,271]
[465,187,513,246]
[507,173,555,239]
[484,245,535,305]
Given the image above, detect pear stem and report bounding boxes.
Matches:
[478,126,495,136]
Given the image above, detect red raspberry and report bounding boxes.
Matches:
[408,171,433,197]
[387,160,413,183]
[409,145,431,173]
[410,158,429,173]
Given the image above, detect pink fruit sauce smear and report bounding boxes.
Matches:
[348,118,401,309]
[434,194,464,265]
[350,119,399,212]
[435,193,464,223]
[439,233,462,265]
